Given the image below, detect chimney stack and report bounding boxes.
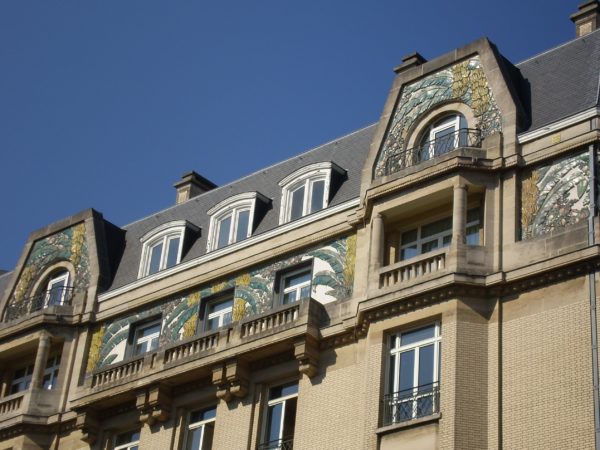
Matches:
[394,52,427,74]
[571,1,600,37]
[174,171,217,204]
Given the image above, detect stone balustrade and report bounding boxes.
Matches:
[91,356,144,388]
[0,392,24,416]
[379,249,447,288]
[164,331,219,364]
[241,302,300,338]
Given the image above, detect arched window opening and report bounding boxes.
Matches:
[417,114,471,161]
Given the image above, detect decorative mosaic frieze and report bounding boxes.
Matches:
[87,234,356,371]
[520,152,590,239]
[374,56,502,177]
[10,223,90,303]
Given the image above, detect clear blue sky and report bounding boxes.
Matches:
[0,1,576,271]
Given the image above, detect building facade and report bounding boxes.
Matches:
[1,3,600,449]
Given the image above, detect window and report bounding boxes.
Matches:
[399,208,480,261]
[279,267,311,305]
[10,364,33,394]
[260,382,298,450]
[417,114,467,161]
[207,192,268,252]
[114,430,140,450]
[45,271,70,306]
[185,406,216,450]
[132,320,161,356]
[42,354,61,390]
[278,162,345,224]
[139,221,197,278]
[204,298,233,331]
[9,354,61,394]
[384,323,441,425]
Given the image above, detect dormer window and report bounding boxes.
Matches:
[139,221,198,278]
[278,162,345,224]
[45,271,70,306]
[207,192,269,252]
[417,114,467,161]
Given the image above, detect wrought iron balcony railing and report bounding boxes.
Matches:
[382,382,440,426]
[258,437,294,450]
[4,286,75,321]
[383,128,482,176]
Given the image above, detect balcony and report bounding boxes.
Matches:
[382,382,440,426]
[0,388,61,427]
[3,286,74,322]
[382,128,482,176]
[77,298,322,407]
[379,249,447,289]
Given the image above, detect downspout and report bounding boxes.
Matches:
[587,142,600,450]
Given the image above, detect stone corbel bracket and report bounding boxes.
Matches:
[212,359,249,402]
[294,336,319,378]
[76,408,100,445]
[136,384,172,426]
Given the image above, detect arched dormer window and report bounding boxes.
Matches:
[37,270,72,309]
[206,192,269,252]
[278,162,345,225]
[417,114,468,161]
[139,220,198,277]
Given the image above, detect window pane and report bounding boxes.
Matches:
[310,180,325,214]
[421,217,452,239]
[282,397,297,439]
[401,245,418,260]
[217,216,231,249]
[421,239,438,253]
[467,207,480,223]
[186,427,203,450]
[140,323,160,338]
[267,402,283,442]
[270,382,298,400]
[418,344,435,388]
[149,243,163,274]
[47,287,63,306]
[290,186,305,220]
[235,209,250,243]
[300,285,310,299]
[401,229,417,245]
[433,124,457,155]
[166,237,180,268]
[201,423,214,450]
[466,225,480,245]
[283,292,296,304]
[209,300,233,314]
[284,272,311,289]
[401,324,435,346]
[398,350,415,393]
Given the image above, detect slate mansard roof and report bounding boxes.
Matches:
[107,124,377,291]
[517,28,600,132]
[6,30,600,297]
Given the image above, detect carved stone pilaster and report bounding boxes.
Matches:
[76,409,100,445]
[294,336,319,378]
[136,384,172,426]
[212,359,249,402]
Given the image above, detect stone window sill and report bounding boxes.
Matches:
[376,413,441,435]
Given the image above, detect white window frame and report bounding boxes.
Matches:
[139,221,197,278]
[388,322,441,422]
[10,363,33,394]
[399,207,481,261]
[114,430,140,450]
[204,297,233,331]
[278,162,345,225]
[206,192,268,252]
[261,382,298,449]
[420,114,464,160]
[45,271,70,306]
[280,267,312,305]
[42,354,61,390]
[132,320,161,356]
[185,406,216,450]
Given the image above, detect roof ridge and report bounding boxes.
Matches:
[122,122,377,229]
[516,27,600,66]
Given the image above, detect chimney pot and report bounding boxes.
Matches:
[571,0,600,37]
[174,171,217,204]
[393,52,427,74]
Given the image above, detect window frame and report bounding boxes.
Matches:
[44,271,71,307]
[138,221,197,278]
[10,363,33,395]
[260,381,299,450]
[42,354,61,390]
[386,322,441,424]
[275,263,313,306]
[278,162,345,225]
[418,114,467,160]
[397,206,482,261]
[202,296,234,332]
[206,192,268,252]
[114,430,141,450]
[184,406,217,450]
